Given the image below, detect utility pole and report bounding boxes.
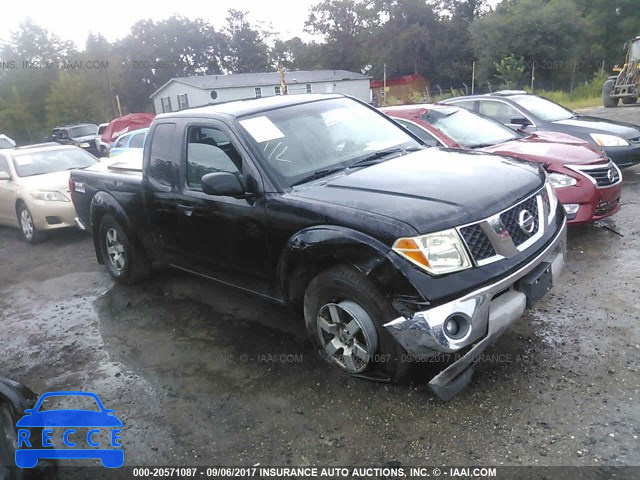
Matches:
[115,94,123,117]
[471,61,475,95]
[279,65,287,95]
[383,62,387,104]
[530,63,535,92]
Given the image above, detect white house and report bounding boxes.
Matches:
[149,70,372,113]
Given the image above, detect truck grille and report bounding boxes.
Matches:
[501,195,539,246]
[572,161,621,187]
[460,192,542,265]
[460,224,496,261]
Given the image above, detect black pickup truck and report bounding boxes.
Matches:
[70,94,567,399]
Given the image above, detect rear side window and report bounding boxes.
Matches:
[185,126,243,189]
[478,101,520,124]
[448,100,475,111]
[114,135,128,149]
[149,123,177,187]
[129,132,145,148]
[0,155,10,174]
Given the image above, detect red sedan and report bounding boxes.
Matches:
[382,104,623,225]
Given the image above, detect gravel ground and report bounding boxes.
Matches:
[1,108,640,475]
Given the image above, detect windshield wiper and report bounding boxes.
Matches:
[290,166,346,187]
[350,146,423,168]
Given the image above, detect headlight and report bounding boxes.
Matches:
[392,229,472,275]
[590,133,629,147]
[545,180,558,223]
[79,142,90,148]
[548,172,577,188]
[31,190,70,202]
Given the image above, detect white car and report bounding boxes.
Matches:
[0,145,99,243]
[96,123,109,156]
[0,135,16,149]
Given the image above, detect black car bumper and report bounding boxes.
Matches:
[604,142,640,168]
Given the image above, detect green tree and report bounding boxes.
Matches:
[221,10,271,73]
[305,0,380,71]
[114,16,226,112]
[45,71,111,127]
[494,54,527,88]
[470,0,589,89]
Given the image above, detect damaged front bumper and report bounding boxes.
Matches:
[384,218,567,400]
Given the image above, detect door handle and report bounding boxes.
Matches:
[177,204,194,216]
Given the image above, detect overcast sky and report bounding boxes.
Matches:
[0,0,318,49]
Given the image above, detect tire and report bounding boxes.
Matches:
[0,402,27,479]
[303,265,409,381]
[16,204,43,244]
[621,96,638,105]
[98,214,150,285]
[602,79,619,108]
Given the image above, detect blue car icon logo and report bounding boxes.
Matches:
[15,391,123,468]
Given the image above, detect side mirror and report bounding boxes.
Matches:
[201,172,246,197]
[0,171,10,181]
[510,117,531,126]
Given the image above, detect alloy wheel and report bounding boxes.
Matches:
[316,300,378,373]
[19,209,33,241]
[105,228,126,272]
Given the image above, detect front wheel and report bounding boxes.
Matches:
[303,265,409,381]
[99,214,150,285]
[602,79,619,108]
[17,204,42,244]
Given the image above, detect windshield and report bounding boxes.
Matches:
[67,124,98,138]
[422,108,518,148]
[511,95,574,121]
[630,39,640,61]
[239,98,420,187]
[12,148,98,177]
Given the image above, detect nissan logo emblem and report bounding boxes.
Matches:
[607,169,615,183]
[518,209,535,235]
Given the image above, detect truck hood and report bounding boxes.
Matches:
[480,132,607,168]
[290,148,545,234]
[553,115,640,139]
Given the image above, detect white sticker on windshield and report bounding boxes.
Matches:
[240,116,285,143]
[14,156,33,166]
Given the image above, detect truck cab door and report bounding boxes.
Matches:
[149,121,272,297]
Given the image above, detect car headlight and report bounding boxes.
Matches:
[31,190,70,202]
[548,172,577,188]
[545,180,558,223]
[392,229,472,275]
[590,133,629,147]
[79,142,90,148]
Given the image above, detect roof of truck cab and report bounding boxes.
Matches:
[156,94,345,120]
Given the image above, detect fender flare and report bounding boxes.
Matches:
[0,377,37,417]
[277,225,422,310]
[89,191,138,264]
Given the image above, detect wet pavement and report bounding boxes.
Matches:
[1,109,640,469]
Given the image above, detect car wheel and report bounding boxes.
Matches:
[17,205,42,244]
[304,265,409,381]
[99,214,150,285]
[602,79,619,108]
[0,402,18,474]
[621,96,638,105]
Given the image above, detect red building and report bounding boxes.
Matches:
[370,74,429,105]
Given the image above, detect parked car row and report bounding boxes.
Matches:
[382,103,623,225]
[1,93,638,399]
